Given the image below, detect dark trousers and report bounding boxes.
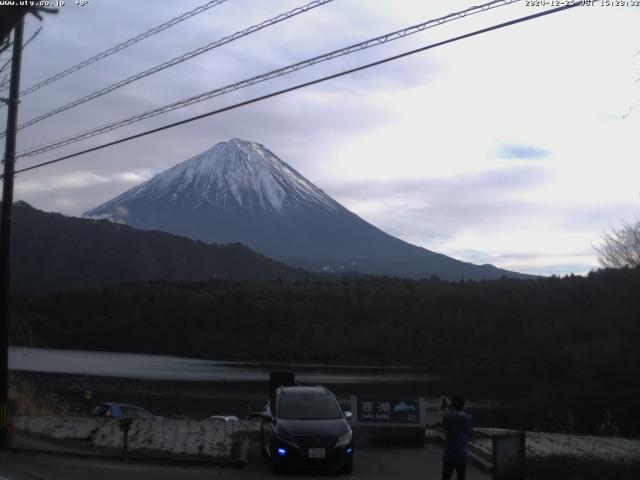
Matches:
[442,462,466,480]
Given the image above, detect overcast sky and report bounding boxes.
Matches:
[5,0,639,275]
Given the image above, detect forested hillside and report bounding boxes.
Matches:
[10,202,309,289]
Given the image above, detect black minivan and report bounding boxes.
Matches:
[261,385,353,473]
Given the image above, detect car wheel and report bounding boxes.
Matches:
[341,460,353,474]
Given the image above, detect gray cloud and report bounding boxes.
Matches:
[11,0,440,218]
[330,165,550,200]
[444,251,597,277]
[327,165,636,239]
[321,166,550,245]
[323,166,636,274]
[496,143,550,160]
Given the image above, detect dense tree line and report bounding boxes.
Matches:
[10,267,640,435]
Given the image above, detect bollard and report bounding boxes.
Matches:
[492,432,525,480]
[119,417,133,455]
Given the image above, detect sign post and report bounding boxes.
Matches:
[350,395,427,446]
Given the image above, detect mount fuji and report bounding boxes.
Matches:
[84,138,527,280]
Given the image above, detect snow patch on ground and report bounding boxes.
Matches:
[471,428,640,462]
[11,416,260,460]
[12,416,106,440]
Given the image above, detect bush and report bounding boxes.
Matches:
[8,373,70,416]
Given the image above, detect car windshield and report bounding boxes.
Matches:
[278,393,342,420]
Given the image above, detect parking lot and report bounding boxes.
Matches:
[246,440,492,479]
[0,443,491,480]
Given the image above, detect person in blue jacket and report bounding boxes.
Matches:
[441,394,473,480]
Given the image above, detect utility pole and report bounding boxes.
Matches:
[0,13,24,449]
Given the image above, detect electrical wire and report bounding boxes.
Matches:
[9,2,582,177]
[2,0,335,137]
[16,0,522,158]
[0,27,41,80]
[0,0,229,97]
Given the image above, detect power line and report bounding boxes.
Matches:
[0,41,11,57]
[0,0,229,97]
[0,28,41,91]
[16,0,523,158]
[10,2,582,177]
[2,0,335,138]
[0,27,41,74]
[20,26,41,50]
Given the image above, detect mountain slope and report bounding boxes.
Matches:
[85,138,529,280]
[11,202,309,290]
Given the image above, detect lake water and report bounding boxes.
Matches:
[9,347,440,384]
[9,347,529,428]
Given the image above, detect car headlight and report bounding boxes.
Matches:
[336,431,352,447]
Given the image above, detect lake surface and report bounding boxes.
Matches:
[9,347,440,384]
[9,347,530,428]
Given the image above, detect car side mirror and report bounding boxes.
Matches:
[344,411,353,420]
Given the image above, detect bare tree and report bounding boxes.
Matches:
[595,218,640,268]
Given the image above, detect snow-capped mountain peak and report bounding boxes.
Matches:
[88,139,338,215]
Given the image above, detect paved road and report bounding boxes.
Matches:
[0,443,491,479]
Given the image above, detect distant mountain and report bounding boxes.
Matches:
[85,138,529,280]
[10,202,308,290]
